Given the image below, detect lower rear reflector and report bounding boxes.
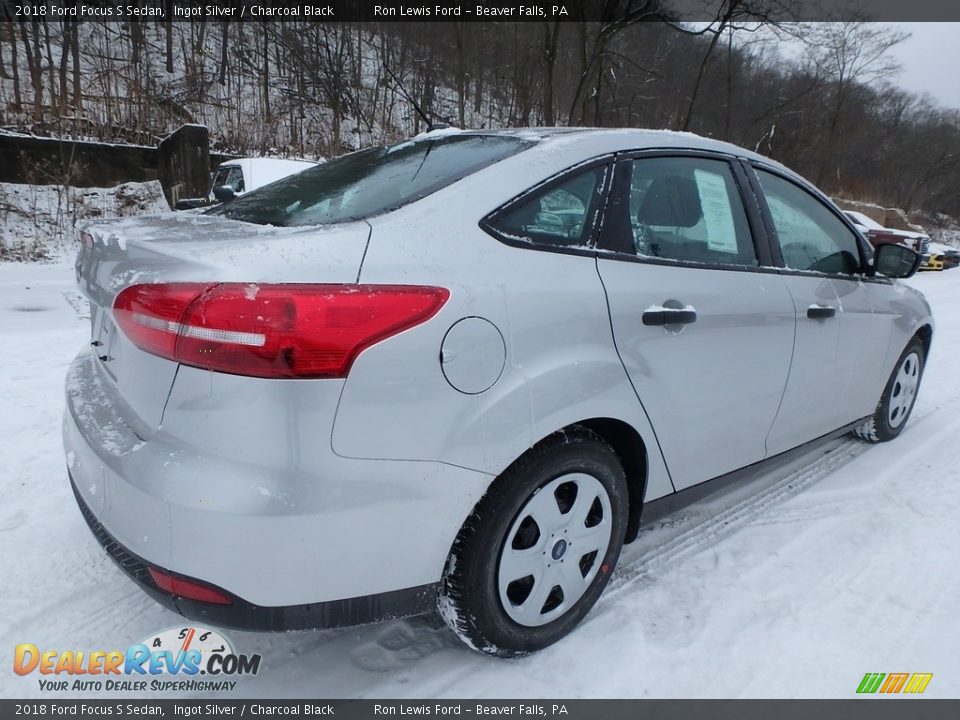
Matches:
[148,567,233,606]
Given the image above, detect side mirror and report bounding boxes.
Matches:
[873,242,920,279]
[212,185,236,204]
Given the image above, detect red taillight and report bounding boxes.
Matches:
[148,567,233,606]
[113,283,449,378]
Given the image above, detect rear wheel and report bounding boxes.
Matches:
[854,338,925,443]
[438,427,628,657]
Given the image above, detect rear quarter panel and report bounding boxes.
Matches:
[331,141,675,503]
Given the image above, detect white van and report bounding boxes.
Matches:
[210,157,318,201]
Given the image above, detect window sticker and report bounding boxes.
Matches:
[693,169,738,253]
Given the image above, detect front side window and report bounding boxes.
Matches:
[616,157,758,267]
[209,135,532,227]
[211,166,245,193]
[756,169,862,275]
[226,167,244,192]
[486,166,607,248]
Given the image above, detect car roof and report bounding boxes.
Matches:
[454,127,782,166]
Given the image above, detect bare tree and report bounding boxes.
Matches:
[675,0,801,131]
[542,21,562,125]
[70,21,80,110]
[565,0,666,125]
[57,20,71,117]
[805,22,908,185]
[20,20,43,123]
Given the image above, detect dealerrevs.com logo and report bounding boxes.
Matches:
[14,626,261,692]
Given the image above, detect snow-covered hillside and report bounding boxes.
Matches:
[0,181,168,261]
[0,259,957,699]
[0,23,496,158]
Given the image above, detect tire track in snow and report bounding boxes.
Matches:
[593,397,946,614]
[744,407,955,529]
[597,436,870,609]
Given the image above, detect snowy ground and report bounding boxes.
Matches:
[1,259,958,699]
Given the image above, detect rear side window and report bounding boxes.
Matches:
[210,135,532,227]
[604,156,758,267]
[486,166,607,248]
[756,169,862,274]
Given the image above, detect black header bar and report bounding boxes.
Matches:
[3,0,960,22]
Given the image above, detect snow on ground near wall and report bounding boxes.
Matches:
[0,182,169,261]
[0,261,958,699]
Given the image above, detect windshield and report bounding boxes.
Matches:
[209,134,533,227]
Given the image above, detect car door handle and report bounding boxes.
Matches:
[643,307,698,326]
[807,305,837,320]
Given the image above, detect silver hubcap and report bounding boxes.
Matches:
[888,351,921,429]
[497,473,613,627]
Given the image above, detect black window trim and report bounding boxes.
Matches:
[478,146,888,283]
[593,148,775,273]
[743,160,888,284]
[479,154,616,259]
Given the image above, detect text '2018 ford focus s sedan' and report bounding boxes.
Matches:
[65,129,931,656]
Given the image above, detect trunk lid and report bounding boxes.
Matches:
[75,213,370,437]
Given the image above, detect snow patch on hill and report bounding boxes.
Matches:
[0,181,169,262]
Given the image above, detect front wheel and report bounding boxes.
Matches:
[854,338,925,443]
[438,427,628,657]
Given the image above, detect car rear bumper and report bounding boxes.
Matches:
[63,349,491,619]
[68,476,438,630]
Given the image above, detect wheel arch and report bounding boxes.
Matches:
[445,416,651,572]
[570,418,648,543]
[915,323,933,359]
[498,418,649,544]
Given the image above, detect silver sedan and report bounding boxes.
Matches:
[65,128,931,656]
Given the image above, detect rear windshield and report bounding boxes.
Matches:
[209,134,533,227]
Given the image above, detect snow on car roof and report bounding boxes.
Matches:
[454,127,788,168]
[348,127,786,171]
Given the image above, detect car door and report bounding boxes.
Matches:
[750,165,892,455]
[596,154,797,490]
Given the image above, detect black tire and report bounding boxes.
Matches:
[438,426,628,657]
[853,337,925,443]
